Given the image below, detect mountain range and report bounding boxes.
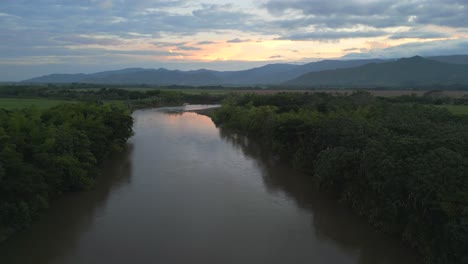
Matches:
[22,55,468,87]
[287,56,468,87]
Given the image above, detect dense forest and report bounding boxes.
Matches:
[0,103,133,242]
[210,92,468,264]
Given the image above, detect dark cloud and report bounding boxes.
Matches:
[227,38,250,43]
[277,30,388,41]
[152,41,187,48]
[272,15,404,30]
[197,41,217,45]
[105,49,186,56]
[0,1,261,41]
[2,0,466,47]
[264,0,393,16]
[389,29,450,39]
[342,47,360,52]
[264,0,468,29]
[0,45,185,59]
[270,55,283,59]
[152,42,201,50]
[176,45,201,51]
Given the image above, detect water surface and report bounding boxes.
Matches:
[0,105,421,264]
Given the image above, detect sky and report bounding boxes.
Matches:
[1,0,468,81]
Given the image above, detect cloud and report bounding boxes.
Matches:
[197,41,217,45]
[264,0,393,16]
[54,35,125,46]
[152,41,186,48]
[389,29,451,39]
[264,0,468,29]
[1,0,468,81]
[0,44,186,59]
[176,45,201,51]
[227,38,250,43]
[277,30,389,41]
[342,38,468,59]
[0,1,261,40]
[270,55,283,59]
[0,12,21,19]
[342,47,361,52]
[2,0,466,47]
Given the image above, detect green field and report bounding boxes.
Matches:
[437,105,468,115]
[0,98,78,110]
[72,87,235,95]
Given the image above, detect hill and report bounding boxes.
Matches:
[428,55,468,64]
[286,56,468,87]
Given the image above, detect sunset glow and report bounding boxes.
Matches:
[1,0,467,80]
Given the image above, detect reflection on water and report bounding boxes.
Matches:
[219,130,421,264]
[158,104,221,114]
[0,146,133,264]
[0,106,420,264]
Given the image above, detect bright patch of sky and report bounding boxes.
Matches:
[0,0,467,80]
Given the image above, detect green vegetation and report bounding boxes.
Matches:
[0,98,78,110]
[436,105,468,115]
[0,103,133,242]
[0,85,225,109]
[211,92,468,264]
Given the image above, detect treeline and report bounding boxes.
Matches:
[211,92,468,264]
[0,85,224,105]
[382,92,468,105]
[0,103,133,242]
[0,85,224,106]
[46,88,223,106]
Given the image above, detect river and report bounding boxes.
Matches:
[0,105,421,264]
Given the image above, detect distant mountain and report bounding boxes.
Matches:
[427,55,468,64]
[23,60,390,85]
[83,68,222,85]
[207,59,390,85]
[22,55,468,86]
[213,64,299,85]
[24,68,222,85]
[21,59,390,85]
[286,56,468,87]
[281,59,390,82]
[25,73,88,83]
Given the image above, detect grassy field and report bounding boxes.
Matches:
[0,98,78,110]
[436,105,468,115]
